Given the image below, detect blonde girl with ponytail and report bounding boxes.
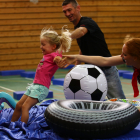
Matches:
[11,26,72,124]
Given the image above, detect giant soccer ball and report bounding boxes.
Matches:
[63,64,107,101]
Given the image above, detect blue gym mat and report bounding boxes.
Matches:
[20,71,36,78]
[52,78,64,86]
[0,70,25,76]
[118,70,131,77]
[123,72,133,79]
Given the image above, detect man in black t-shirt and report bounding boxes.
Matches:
[62,0,126,99]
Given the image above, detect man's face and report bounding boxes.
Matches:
[62,3,80,24]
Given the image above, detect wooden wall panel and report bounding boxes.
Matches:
[0,0,140,70]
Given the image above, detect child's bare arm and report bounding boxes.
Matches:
[53,56,62,63]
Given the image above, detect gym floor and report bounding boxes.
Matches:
[0,64,140,109]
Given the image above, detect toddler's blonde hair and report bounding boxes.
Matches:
[40,26,72,53]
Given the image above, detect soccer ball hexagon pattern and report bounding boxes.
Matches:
[63,64,107,101]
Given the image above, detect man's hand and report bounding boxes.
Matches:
[54,55,77,68]
[62,55,77,68]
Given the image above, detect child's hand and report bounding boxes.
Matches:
[54,56,61,63]
[54,56,66,68]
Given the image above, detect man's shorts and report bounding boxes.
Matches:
[24,83,49,103]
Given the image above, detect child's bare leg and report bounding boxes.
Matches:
[21,97,38,124]
[11,95,28,122]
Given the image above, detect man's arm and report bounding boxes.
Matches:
[70,27,88,39]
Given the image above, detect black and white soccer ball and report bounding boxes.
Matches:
[63,64,107,101]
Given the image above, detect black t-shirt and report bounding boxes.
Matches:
[75,17,112,69]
